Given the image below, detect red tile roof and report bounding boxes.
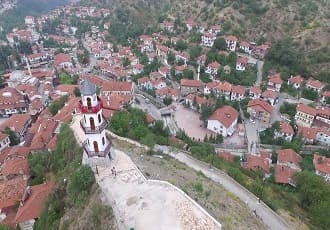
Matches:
[180,79,203,88]
[313,154,330,174]
[245,154,271,174]
[218,81,232,92]
[268,73,283,84]
[186,94,214,106]
[277,149,302,165]
[250,86,262,94]
[275,165,296,184]
[0,114,31,134]
[138,76,150,84]
[53,97,79,122]
[208,61,221,69]
[56,84,80,96]
[102,81,133,93]
[262,89,277,99]
[29,118,58,151]
[288,75,304,85]
[225,35,238,41]
[231,85,246,95]
[54,53,72,66]
[217,151,235,162]
[279,122,294,135]
[1,158,29,177]
[0,177,27,209]
[0,87,27,110]
[208,105,239,128]
[14,182,53,224]
[298,126,317,140]
[296,103,316,116]
[306,79,325,89]
[156,87,179,98]
[248,99,272,114]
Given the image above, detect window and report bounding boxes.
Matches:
[98,114,101,123]
[102,137,105,145]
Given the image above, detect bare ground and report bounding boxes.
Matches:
[113,139,267,230]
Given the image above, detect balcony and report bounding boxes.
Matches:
[82,136,112,158]
[80,119,108,134]
[79,96,104,114]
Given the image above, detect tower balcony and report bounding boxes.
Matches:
[79,96,104,114]
[82,136,112,158]
[80,118,108,134]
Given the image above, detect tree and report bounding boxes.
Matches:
[213,37,227,51]
[163,96,173,106]
[182,69,194,79]
[279,102,296,119]
[4,127,20,146]
[122,56,130,67]
[109,111,131,136]
[175,39,187,51]
[227,52,237,68]
[68,165,95,200]
[74,87,81,97]
[189,45,202,61]
[301,88,318,101]
[167,51,175,65]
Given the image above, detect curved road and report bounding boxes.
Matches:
[156,146,292,230]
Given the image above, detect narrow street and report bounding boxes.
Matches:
[255,60,264,86]
[155,145,292,230]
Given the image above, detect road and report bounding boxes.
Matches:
[134,94,162,120]
[156,145,292,230]
[255,60,264,86]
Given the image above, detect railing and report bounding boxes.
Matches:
[80,119,107,134]
[82,136,112,158]
[79,97,104,113]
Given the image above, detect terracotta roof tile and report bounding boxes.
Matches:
[313,154,330,174]
[275,165,297,184]
[217,151,235,162]
[0,177,28,209]
[277,149,302,165]
[1,158,29,177]
[306,79,325,89]
[0,114,31,134]
[279,122,294,135]
[102,81,133,93]
[288,75,304,84]
[296,103,316,116]
[248,99,272,114]
[245,154,271,174]
[208,105,239,128]
[180,79,203,87]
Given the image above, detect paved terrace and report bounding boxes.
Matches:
[71,115,221,230]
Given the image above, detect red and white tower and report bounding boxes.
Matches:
[79,78,111,158]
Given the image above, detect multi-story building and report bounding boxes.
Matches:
[295,103,316,128]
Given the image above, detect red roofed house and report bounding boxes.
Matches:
[262,89,278,106]
[185,94,215,110]
[275,165,297,186]
[207,105,239,136]
[205,61,221,78]
[54,53,73,69]
[225,35,238,51]
[267,73,283,92]
[313,154,330,182]
[137,77,152,90]
[316,127,330,146]
[0,177,27,214]
[320,91,330,106]
[244,152,272,175]
[294,103,316,128]
[201,33,216,47]
[236,56,248,71]
[1,157,29,179]
[29,118,58,151]
[0,114,32,141]
[217,81,232,100]
[102,81,134,96]
[306,79,325,94]
[230,85,246,101]
[0,133,10,152]
[180,79,203,96]
[298,126,318,144]
[249,86,262,99]
[287,75,304,89]
[274,121,294,142]
[0,87,29,116]
[315,106,330,127]
[277,149,302,171]
[239,41,252,55]
[156,87,179,101]
[247,99,273,123]
[14,183,53,229]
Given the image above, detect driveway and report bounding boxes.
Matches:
[156,146,292,230]
[173,104,209,141]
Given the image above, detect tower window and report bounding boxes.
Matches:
[102,137,105,145]
[98,114,101,123]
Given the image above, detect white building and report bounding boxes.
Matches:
[201,33,216,48]
[79,78,112,158]
[207,105,239,136]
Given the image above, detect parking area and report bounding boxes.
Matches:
[173,104,210,141]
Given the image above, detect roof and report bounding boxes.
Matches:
[14,183,53,223]
[250,86,262,94]
[237,57,248,65]
[1,158,29,177]
[225,35,238,41]
[218,81,232,92]
[29,118,58,151]
[53,97,79,123]
[54,53,72,66]
[313,154,330,174]
[180,79,203,88]
[275,165,296,184]
[186,94,214,106]
[231,85,245,95]
[316,106,330,117]
[217,151,235,162]
[0,114,31,134]
[298,126,317,140]
[138,76,150,84]
[156,87,179,97]
[56,84,80,96]
[262,89,278,99]
[208,61,221,69]
[268,73,283,84]
[0,176,28,209]
[146,113,156,124]
[279,122,294,135]
[245,154,271,174]
[306,79,325,89]
[208,105,239,128]
[296,103,316,116]
[0,87,27,110]
[102,81,133,92]
[81,77,96,96]
[277,149,302,165]
[248,99,273,114]
[288,75,304,84]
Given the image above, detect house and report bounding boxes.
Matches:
[207,105,239,136]
[230,85,246,101]
[156,87,179,101]
[28,118,58,151]
[0,177,27,213]
[244,152,272,174]
[158,66,171,78]
[0,114,32,141]
[249,86,262,99]
[160,20,174,32]
[197,54,207,66]
[306,79,325,94]
[298,126,317,144]
[201,33,216,47]
[313,154,330,182]
[274,122,294,142]
[203,81,219,95]
[14,183,53,229]
[151,78,167,90]
[320,91,330,106]
[267,73,283,92]
[247,99,273,123]
[0,133,10,152]
[275,165,297,186]
[316,128,330,146]
[175,65,187,75]
[0,87,29,116]
[180,79,203,96]
[186,19,197,31]
[236,57,248,71]
[185,95,214,110]
[254,43,271,58]
[137,77,152,90]
[1,157,29,179]
[239,41,252,55]
[315,107,330,127]
[54,53,73,69]
[175,52,190,65]
[287,75,304,89]
[209,25,221,34]
[277,149,302,170]
[217,81,232,100]
[225,35,238,52]
[294,103,316,128]
[102,81,134,96]
[262,89,278,106]
[205,61,221,78]
[132,64,144,75]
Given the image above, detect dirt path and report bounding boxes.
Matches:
[113,139,267,230]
